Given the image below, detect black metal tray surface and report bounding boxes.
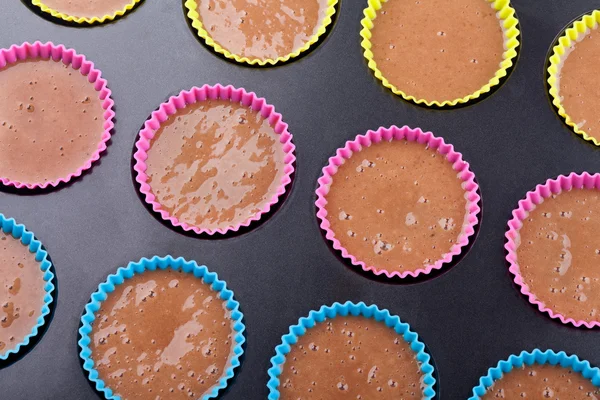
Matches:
[2,0,600,398]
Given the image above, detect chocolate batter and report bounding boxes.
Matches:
[325,140,468,273]
[370,0,505,102]
[517,189,600,323]
[38,0,134,19]
[90,269,234,400]
[482,364,600,399]
[0,59,105,185]
[145,99,286,232]
[278,316,424,399]
[558,30,600,141]
[196,0,330,60]
[0,231,44,356]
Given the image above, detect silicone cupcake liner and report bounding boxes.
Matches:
[360,0,520,107]
[267,301,436,399]
[547,10,600,146]
[78,255,245,400]
[0,41,115,190]
[184,0,338,66]
[30,0,142,24]
[469,349,600,399]
[505,172,600,328]
[316,125,481,279]
[133,84,296,236]
[0,213,55,361]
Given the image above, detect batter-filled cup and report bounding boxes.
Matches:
[0,213,55,361]
[184,0,338,66]
[78,256,245,400]
[547,10,600,146]
[267,301,436,400]
[316,125,481,279]
[505,172,600,328]
[30,0,142,24]
[360,0,520,107]
[0,42,114,190]
[133,84,295,235]
[469,349,600,399]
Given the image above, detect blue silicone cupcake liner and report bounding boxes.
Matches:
[77,255,245,400]
[469,349,600,399]
[0,213,55,361]
[266,301,436,399]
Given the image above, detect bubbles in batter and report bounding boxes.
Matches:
[482,364,599,399]
[279,316,424,399]
[90,269,234,399]
[0,232,44,356]
[517,189,600,322]
[326,140,468,273]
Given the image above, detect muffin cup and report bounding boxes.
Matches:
[360,0,520,107]
[547,10,600,146]
[505,172,600,328]
[78,255,246,400]
[0,41,115,190]
[266,301,436,400]
[133,83,296,236]
[30,0,142,24]
[184,0,338,66]
[0,213,55,361]
[316,125,481,279]
[469,349,600,399]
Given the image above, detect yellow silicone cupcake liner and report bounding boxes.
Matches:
[360,0,520,107]
[547,10,600,147]
[184,0,338,66]
[30,0,142,24]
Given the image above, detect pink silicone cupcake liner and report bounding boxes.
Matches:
[505,172,600,328]
[0,41,115,190]
[315,125,481,279]
[133,84,296,236]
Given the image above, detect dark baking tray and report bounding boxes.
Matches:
[2,0,600,398]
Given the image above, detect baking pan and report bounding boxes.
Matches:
[2,0,600,398]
